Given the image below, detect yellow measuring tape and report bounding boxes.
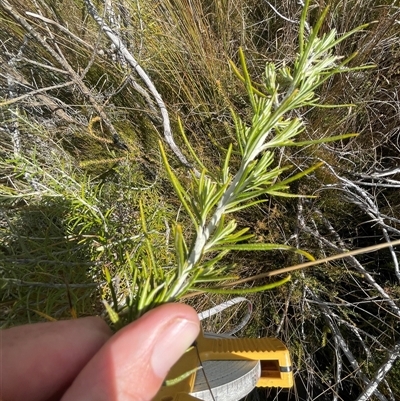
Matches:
[154,329,293,401]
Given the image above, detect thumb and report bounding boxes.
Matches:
[61,303,200,401]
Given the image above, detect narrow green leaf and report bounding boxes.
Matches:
[292,133,358,146]
[213,243,315,261]
[137,275,151,312]
[202,181,230,217]
[145,237,159,278]
[103,300,120,324]
[225,199,268,213]
[198,249,231,270]
[177,117,207,171]
[238,47,256,110]
[175,224,188,277]
[329,23,371,51]
[164,367,202,386]
[304,103,356,109]
[299,0,310,54]
[229,59,267,98]
[193,275,240,283]
[191,275,291,294]
[222,143,233,183]
[266,190,317,198]
[277,162,323,186]
[159,141,198,227]
[310,6,331,47]
[103,266,119,313]
[142,282,166,308]
[103,266,112,283]
[139,200,148,235]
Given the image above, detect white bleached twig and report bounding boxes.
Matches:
[83,0,195,171]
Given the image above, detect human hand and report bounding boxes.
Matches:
[1,303,200,401]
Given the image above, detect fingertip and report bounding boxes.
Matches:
[151,306,200,379]
[62,303,200,401]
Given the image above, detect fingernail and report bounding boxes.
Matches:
[151,318,200,379]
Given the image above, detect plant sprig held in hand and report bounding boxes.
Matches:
[103,0,373,326]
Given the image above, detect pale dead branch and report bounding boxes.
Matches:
[83,0,195,171]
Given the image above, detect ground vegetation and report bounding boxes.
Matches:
[1,1,400,400]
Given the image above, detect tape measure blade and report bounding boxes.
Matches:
[191,360,260,401]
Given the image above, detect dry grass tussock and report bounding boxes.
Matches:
[1,0,400,400]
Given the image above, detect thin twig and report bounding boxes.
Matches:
[356,342,400,401]
[25,12,95,51]
[0,81,75,107]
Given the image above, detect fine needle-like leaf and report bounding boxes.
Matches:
[190,275,292,295]
[159,141,198,227]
